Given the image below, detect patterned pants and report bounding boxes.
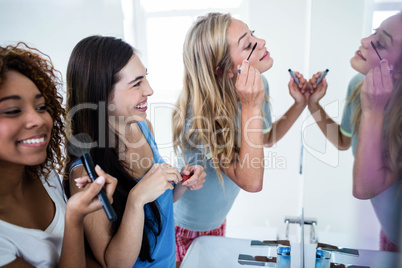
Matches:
[175,220,226,262]
[380,229,399,252]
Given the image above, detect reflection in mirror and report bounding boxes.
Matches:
[304,0,401,259]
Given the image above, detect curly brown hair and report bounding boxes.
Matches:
[0,43,66,181]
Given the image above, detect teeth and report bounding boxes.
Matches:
[135,102,147,109]
[358,51,365,60]
[21,137,45,144]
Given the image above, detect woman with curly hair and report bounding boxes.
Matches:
[0,43,117,267]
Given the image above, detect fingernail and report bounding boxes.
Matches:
[95,165,102,171]
[74,177,81,182]
[96,176,105,185]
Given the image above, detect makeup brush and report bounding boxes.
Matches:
[67,133,117,222]
[238,42,258,74]
[371,41,393,74]
[247,42,258,61]
[371,41,383,61]
[316,69,329,85]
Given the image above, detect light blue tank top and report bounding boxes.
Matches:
[174,75,272,231]
[70,121,175,267]
[134,121,175,267]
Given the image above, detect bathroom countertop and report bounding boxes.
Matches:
[180,236,401,268]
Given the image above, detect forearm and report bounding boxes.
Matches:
[232,106,264,192]
[353,112,390,199]
[59,214,86,268]
[104,202,145,268]
[173,183,187,202]
[308,103,350,150]
[264,102,305,147]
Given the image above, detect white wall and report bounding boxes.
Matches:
[0,0,124,87]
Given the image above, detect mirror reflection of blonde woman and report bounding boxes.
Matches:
[307,12,402,252]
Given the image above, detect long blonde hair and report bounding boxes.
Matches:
[349,12,402,180]
[172,13,240,183]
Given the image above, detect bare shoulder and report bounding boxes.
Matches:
[70,165,87,180]
[69,165,88,195]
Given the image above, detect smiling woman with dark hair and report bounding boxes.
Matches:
[65,35,205,268]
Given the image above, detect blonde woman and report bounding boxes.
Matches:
[172,12,308,264]
[307,12,402,251]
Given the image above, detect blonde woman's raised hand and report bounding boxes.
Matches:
[235,60,265,110]
[129,163,181,206]
[307,71,328,107]
[361,59,393,114]
[288,71,309,105]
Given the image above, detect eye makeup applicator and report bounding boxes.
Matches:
[238,42,258,74]
[371,41,393,74]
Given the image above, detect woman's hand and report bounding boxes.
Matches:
[361,59,393,114]
[66,165,117,224]
[236,60,265,110]
[288,71,309,106]
[129,163,181,206]
[180,165,206,191]
[307,71,329,107]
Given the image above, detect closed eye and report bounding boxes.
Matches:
[376,41,385,49]
[133,81,142,87]
[36,104,47,112]
[4,109,21,115]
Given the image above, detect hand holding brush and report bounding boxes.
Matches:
[67,133,118,222]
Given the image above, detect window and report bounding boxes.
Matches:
[122,0,246,150]
[123,0,247,102]
[372,0,402,29]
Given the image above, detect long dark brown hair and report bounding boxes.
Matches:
[65,35,162,262]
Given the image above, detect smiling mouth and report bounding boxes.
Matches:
[135,101,147,109]
[18,135,46,145]
[356,50,366,61]
[260,50,269,61]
